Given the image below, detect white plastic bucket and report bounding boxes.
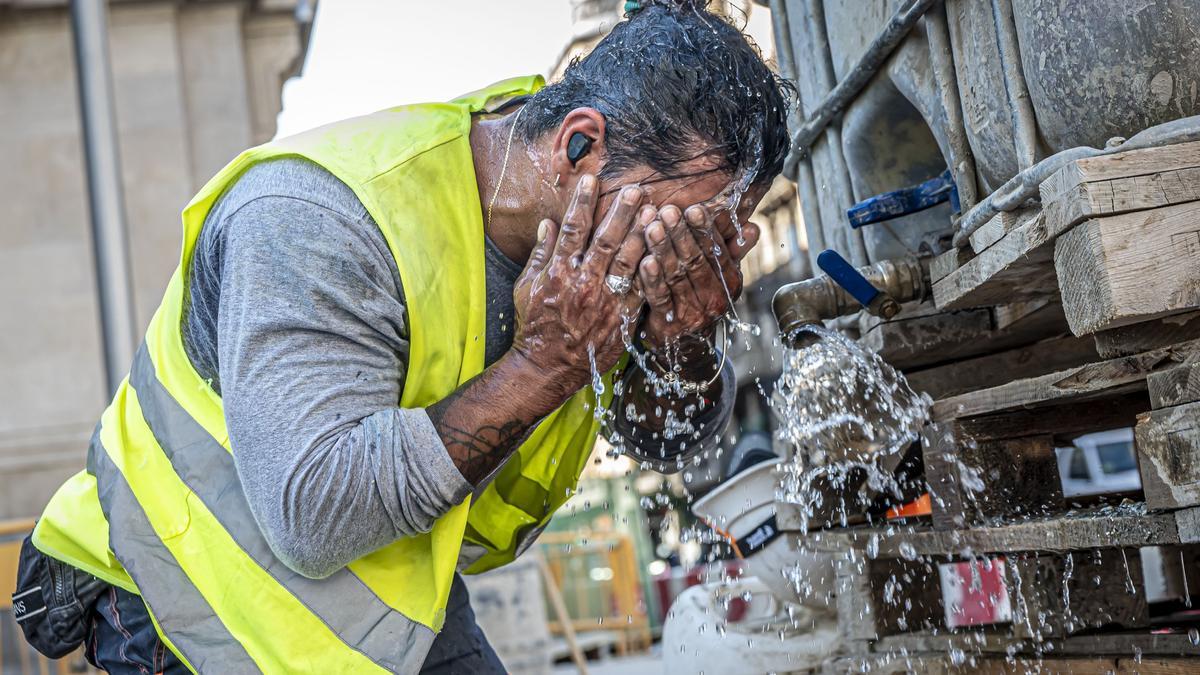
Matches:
[693,461,835,608]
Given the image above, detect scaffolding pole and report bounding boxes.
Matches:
[71,0,137,396]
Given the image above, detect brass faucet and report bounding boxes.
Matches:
[772,251,928,347]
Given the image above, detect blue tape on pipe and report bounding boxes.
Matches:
[817,249,880,309]
[847,169,957,228]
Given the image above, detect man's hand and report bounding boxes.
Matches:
[511,175,651,403]
[637,204,759,350]
[429,175,652,486]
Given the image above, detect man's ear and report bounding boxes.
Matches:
[551,108,607,182]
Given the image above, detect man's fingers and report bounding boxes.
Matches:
[584,186,643,274]
[608,205,654,280]
[680,206,734,314]
[684,206,742,298]
[530,219,557,269]
[553,174,597,264]
[639,257,674,318]
[518,219,558,285]
[682,205,733,278]
[726,220,761,261]
[655,208,706,320]
[671,206,716,277]
[646,210,687,288]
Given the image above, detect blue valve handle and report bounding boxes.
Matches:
[817,249,880,309]
[846,169,959,229]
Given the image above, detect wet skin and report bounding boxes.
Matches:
[427,106,766,484]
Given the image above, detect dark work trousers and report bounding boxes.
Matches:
[84,574,504,674]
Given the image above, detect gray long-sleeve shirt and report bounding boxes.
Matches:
[181,157,733,579]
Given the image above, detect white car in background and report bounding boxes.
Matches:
[1055,428,1141,497]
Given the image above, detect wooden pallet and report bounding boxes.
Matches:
[823,654,1200,674]
[929,141,1200,335]
[918,336,1200,530]
[786,335,1200,668]
[802,532,1200,658]
[790,338,1200,667]
[799,142,1200,672]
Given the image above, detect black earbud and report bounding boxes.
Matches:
[566,132,594,165]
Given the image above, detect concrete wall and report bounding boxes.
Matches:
[0,0,305,519]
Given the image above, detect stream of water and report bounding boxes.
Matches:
[773,324,932,532]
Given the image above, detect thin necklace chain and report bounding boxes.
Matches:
[486,106,524,230]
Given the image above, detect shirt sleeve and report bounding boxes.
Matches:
[215,188,471,580]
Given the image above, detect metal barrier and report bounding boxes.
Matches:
[536,531,652,657]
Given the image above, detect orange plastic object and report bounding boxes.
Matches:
[886,493,931,519]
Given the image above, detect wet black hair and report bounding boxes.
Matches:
[517,0,795,191]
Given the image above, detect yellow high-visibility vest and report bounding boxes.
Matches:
[32,76,613,673]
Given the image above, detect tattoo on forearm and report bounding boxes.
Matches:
[433,414,531,485]
[425,360,550,487]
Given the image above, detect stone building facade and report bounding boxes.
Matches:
[0,0,311,518]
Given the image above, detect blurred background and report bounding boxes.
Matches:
[0,0,807,672]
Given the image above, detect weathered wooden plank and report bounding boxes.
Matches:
[858,305,994,370]
[835,551,878,641]
[930,246,973,284]
[957,392,1149,443]
[973,436,1063,520]
[828,655,1200,675]
[1178,507,1200,543]
[1043,166,1200,240]
[1062,550,1148,634]
[1136,402,1200,510]
[922,428,1063,528]
[1055,201,1200,335]
[867,558,943,637]
[931,339,1200,421]
[861,300,1071,375]
[1039,140,1200,205]
[798,510,1182,557]
[906,335,1099,399]
[991,297,1055,331]
[922,423,968,530]
[933,212,1058,310]
[1147,354,1200,408]
[969,206,1039,254]
[1011,551,1149,638]
[874,631,1200,658]
[1008,555,1059,641]
[1094,311,1200,359]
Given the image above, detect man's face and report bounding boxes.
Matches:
[593,158,769,248]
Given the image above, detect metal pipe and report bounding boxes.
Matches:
[72,0,137,395]
[989,0,1039,170]
[925,2,979,211]
[795,157,827,276]
[799,0,869,267]
[952,114,1200,247]
[784,0,939,173]
[772,257,927,346]
[769,0,825,276]
[766,0,797,85]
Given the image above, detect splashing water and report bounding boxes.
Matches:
[1062,553,1075,631]
[773,324,931,532]
[1181,550,1193,609]
[587,343,606,419]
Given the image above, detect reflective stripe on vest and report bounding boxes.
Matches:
[102,343,432,672]
[88,427,258,672]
